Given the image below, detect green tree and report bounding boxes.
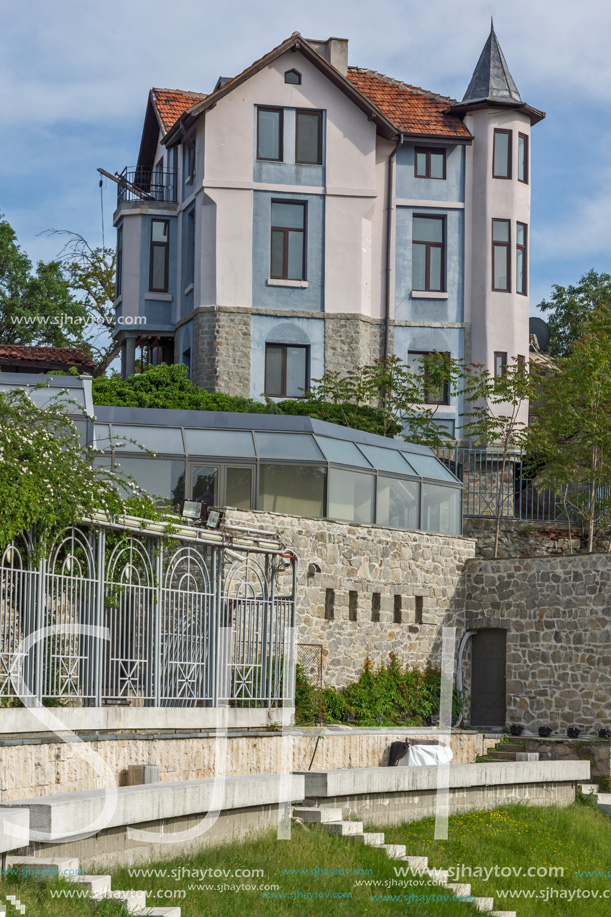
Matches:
[461,360,533,558]
[48,230,119,376]
[527,306,611,553]
[0,215,87,347]
[537,269,611,357]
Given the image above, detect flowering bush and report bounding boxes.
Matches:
[0,388,160,550]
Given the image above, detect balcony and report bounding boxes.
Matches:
[117,167,177,205]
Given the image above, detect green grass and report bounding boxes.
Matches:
[381,801,611,915]
[4,802,611,914]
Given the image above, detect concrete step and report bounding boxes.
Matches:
[381,844,406,859]
[321,821,363,837]
[487,752,518,761]
[597,793,611,814]
[425,868,450,884]
[294,807,343,824]
[352,832,385,846]
[472,899,495,913]
[401,855,428,871]
[67,875,112,895]
[491,912,517,917]
[142,909,182,917]
[579,783,599,795]
[446,882,472,897]
[7,856,80,877]
[92,889,147,913]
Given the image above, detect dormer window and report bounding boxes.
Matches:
[285,69,301,84]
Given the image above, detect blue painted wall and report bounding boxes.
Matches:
[138,213,178,332]
[394,206,464,325]
[396,144,465,202]
[249,313,325,401]
[251,190,324,311]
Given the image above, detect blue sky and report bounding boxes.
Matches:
[1,0,610,322]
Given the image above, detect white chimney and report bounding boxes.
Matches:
[307,37,349,76]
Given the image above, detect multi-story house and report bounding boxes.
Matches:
[112,24,543,438]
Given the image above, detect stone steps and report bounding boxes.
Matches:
[402,855,428,870]
[6,854,182,916]
[320,820,364,836]
[352,832,385,846]
[446,882,472,897]
[294,806,343,823]
[380,844,406,859]
[472,899,495,912]
[579,783,599,795]
[491,912,517,917]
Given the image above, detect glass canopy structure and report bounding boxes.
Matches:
[92,406,462,536]
[0,374,462,536]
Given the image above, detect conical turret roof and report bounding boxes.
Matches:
[462,21,521,105]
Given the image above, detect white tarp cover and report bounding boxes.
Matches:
[399,744,454,766]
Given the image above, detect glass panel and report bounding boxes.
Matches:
[516,223,525,246]
[493,131,510,177]
[259,464,325,517]
[183,429,256,458]
[415,150,427,175]
[328,469,374,525]
[285,346,307,397]
[377,476,419,529]
[94,424,112,451]
[72,418,89,448]
[492,220,509,242]
[494,245,508,290]
[111,425,184,454]
[518,135,526,181]
[429,246,442,291]
[413,216,443,243]
[271,230,284,278]
[412,242,426,291]
[255,432,324,460]
[113,457,185,507]
[405,452,457,482]
[296,112,321,163]
[151,245,167,290]
[285,70,300,84]
[421,484,461,535]
[191,465,218,509]
[316,436,374,467]
[430,151,445,179]
[271,202,305,229]
[516,249,524,293]
[258,109,281,159]
[287,231,304,280]
[226,467,253,510]
[265,345,284,395]
[151,220,168,242]
[359,444,416,475]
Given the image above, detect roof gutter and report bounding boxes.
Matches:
[384,135,402,360]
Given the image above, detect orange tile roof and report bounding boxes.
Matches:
[0,345,95,371]
[151,88,208,134]
[346,68,471,139]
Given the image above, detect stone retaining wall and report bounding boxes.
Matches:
[464,517,611,559]
[465,554,611,732]
[225,509,476,688]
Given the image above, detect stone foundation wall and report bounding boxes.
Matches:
[226,509,475,688]
[464,517,611,559]
[465,554,611,732]
[192,306,252,395]
[323,313,388,376]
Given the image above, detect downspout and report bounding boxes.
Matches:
[455,630,477,727]
[384,134,402,359]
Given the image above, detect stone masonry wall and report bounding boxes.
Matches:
[191,306,252,395]
[464,517,611,559]
[323,313,388,376]
[225,508,475,688]
[465,554,611,733]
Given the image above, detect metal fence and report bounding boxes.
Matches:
[0,521,296,708]
[117,167,178,204]
[437,446,611,523]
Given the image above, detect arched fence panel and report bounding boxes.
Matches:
[0,524,296,708]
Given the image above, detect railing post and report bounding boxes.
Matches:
[93,529,105,707]
[34,554,46,705]
[153,541,162,707]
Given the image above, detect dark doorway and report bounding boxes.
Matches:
[471,629,506,726]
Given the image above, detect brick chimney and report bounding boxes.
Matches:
[307,37,349,76]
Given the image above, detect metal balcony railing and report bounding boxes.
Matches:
[117,167,178,204]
